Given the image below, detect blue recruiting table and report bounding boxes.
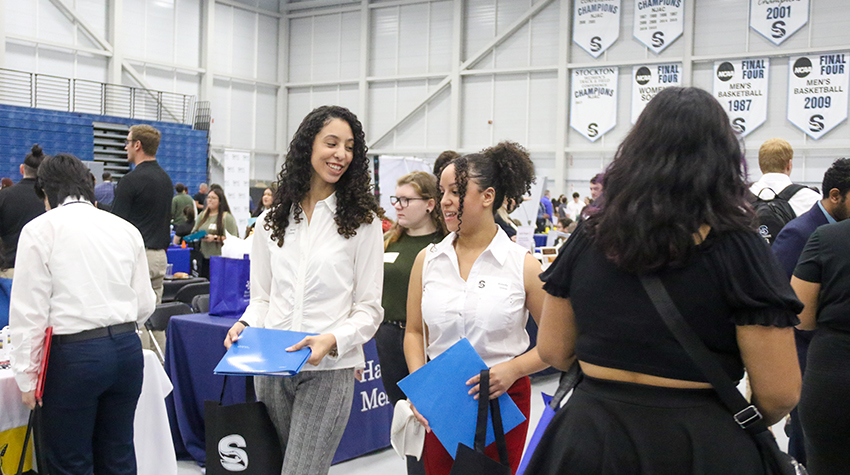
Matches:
[165,313,392,466]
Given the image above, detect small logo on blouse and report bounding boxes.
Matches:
[429,244,438,253]
[478,280,485,288]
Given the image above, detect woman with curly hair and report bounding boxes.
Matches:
[224,105,384,475]
[404,142,549,474]
[525,87,801,474]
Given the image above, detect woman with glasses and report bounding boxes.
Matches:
[404,142,549,474]
[191,186,238,277]
[378,171,446,475]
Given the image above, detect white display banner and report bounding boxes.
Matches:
[573,0,621,58]
[787,53,849,140]
[223,150,251,234]
[570,67,619,142]
[631,63,682,123]
[633,0,684,54]
[750,0,809,45]
[713,58,769,137]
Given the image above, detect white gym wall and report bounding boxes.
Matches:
[2,0,850,198]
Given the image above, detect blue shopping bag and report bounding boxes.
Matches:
[209,255,250,317]
[516,362,582,475]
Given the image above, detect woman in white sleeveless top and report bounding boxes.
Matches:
[404,142,549,475]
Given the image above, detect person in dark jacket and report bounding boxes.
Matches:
[771,157,850,465]
[0,144,47,277]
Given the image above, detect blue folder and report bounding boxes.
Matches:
[214,327,315,376]
[397,338,526,458]
[182,230,207,242]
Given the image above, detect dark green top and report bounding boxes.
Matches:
[382,231,443,323]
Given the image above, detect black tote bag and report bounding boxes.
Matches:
[16,407,47,475]
[205,376,283,475]
[449,370,512,475]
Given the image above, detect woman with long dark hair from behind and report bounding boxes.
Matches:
[525,87,802,474]
[404,142,549,474]
[224,105,384,475]
[378,171,446,475]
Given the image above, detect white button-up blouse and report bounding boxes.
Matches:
[240,193,384,371]
[421,228,531,368]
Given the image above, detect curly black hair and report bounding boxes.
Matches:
[451,141,535,237]
[586,87,754,273]
[265,105,381,246]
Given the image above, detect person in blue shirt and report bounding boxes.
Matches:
[94,172,115,206]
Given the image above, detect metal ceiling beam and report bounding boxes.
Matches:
[48,0,114,53]
[367,0,556,149]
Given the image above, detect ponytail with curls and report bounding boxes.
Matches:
[452,141,536,236]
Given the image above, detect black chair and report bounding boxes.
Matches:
[174,282,210,307]
[192,294,210,313]
[161,276,207,302]
[145,302,193,363]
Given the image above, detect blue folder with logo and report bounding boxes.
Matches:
[397,338,526,457]
[214,327,315,376]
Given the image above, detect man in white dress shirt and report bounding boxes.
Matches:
[10,153,156,475]
[749,138,821,217]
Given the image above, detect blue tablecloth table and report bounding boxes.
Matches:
[165,313,392,466]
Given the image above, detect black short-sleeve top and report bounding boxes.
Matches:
[793,219,850,333]
[540,224,802,383]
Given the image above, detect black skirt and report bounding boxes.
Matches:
[524,376,764,475]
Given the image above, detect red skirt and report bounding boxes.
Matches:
[422,375,531,475]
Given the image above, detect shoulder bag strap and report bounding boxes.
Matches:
[777,184,807,201]
[473,370,490,453]
[639,275,771,435]
[473,370,510,465]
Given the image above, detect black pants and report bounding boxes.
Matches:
[798,327,850,475]
[41,330,144,475]
[374,321,425,475]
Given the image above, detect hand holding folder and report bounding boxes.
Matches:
[215,327,315,376]
[397,339,526,458]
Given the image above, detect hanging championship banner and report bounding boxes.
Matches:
[574,0,621,58]
[631,63,681,123]
[633,0,684,54]
[713,58,769,137]
[787,53,849,140]
[750,0,809,45]
[570,67,619,142]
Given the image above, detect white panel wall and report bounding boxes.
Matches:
[5,0,850,190]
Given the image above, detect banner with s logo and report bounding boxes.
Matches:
[631,63,681,124]
[713,58,769,137]
[633,0,684,54]
[573,0,621,58]
[787,53,849,139]
[570,67,619,142]
[750,0,809,45]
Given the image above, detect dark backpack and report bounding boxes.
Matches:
[749,184,807,244]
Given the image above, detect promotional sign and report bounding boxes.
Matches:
[787,53,849,140]
[713,58,769,137]
[750,0,809,45]
[570,67,619,142]
[573,0,621,58]
[633,0,684,54]
[631,62,681,123]
[223,150,251,233]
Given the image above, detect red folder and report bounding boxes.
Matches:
[35,327,53,400]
